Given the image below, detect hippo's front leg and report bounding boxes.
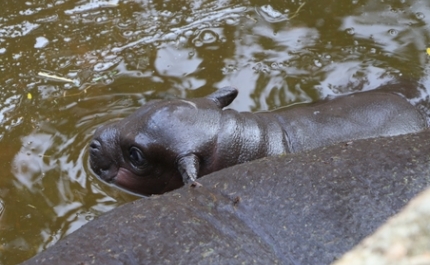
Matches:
[177,154,202,187]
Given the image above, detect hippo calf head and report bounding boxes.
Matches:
[89,87,238,195]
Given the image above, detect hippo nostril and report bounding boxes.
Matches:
[90,140,101,150]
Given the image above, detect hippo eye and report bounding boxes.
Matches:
[129,147,146,167]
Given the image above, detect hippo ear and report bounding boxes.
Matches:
[206,86,238,108]
[177,154,200,184]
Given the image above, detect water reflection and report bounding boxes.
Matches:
[12,134,55,190]
[0,0,429,264]
[3,93,138,257]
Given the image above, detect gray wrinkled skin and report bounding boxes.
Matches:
[23,131,430,265]
[334,186,430,265]
[89,86,427,195]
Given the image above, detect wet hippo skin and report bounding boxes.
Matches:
[22,131,430,265]
[89,86,426,195]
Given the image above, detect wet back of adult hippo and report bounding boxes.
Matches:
[21,130,430,265]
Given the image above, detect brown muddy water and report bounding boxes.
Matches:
[1,0,430,264]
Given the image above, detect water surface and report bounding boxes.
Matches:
[1,0,430,263]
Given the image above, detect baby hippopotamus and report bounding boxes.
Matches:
[89,86,427,195]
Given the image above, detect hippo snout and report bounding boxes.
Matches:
[89,135,120,183]
[89,155,118,183]
[89,139,103,169]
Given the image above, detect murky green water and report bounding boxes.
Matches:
[1,0,430,264]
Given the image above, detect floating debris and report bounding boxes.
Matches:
[38,72,79,85]
[289,2,306,20]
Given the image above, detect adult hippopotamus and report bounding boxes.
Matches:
[89,86,427,195]
[21,131,430,265]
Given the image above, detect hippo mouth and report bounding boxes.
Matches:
[89,162,119,184]
[114,167,142,187]
[97,168,119,183]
